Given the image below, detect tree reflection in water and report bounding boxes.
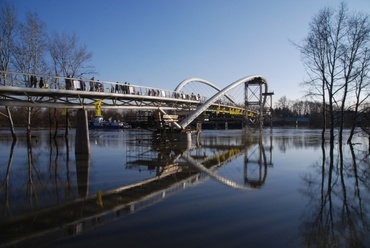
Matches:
[1,140,16,218]
[26,135,39,210]
[0,132,75,218]
[300,139,370,247]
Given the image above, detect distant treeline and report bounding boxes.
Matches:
[2,98,369,129]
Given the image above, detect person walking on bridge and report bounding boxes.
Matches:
[31,75,37,88]
[65,75,72,90]
[79,78,85,91]
[90,77,95,91]
[29,75,34,88]
[39,77,44,88]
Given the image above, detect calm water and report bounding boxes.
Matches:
[0,128,369,248]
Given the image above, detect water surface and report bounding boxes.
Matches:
[0,128,369,247]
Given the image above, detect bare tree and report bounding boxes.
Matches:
[292,101,304,116]
[342,15,370,143]
[347,51,370,143]
[0,3,17,85]
[276,96,289,109]
[1,4,99,140]
[12,10,48,86]
[0,3,17,139]
[48,31,95,137]
[11,10,48,139]
[48,31,95,79]
[299,2,370,144]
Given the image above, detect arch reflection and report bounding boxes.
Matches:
[0,129,277,247]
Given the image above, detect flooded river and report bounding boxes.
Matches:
[0,128,369,247]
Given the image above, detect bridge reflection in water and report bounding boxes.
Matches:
[0,129,273,247]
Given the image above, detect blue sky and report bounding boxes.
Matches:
[6,0,370,103]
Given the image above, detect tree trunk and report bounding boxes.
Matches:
[321,105,326,141]
[6,107,16,140]
[328,92,335,149]
[338,86,348,145]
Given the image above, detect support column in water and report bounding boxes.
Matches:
[75,109,90,154]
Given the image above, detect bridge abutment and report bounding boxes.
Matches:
[75,109,90,154]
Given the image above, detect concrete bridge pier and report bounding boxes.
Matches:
[75,109,90,155]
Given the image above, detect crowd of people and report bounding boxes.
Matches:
[25,74,205,103]
[172,92,201,101]
[114,81,136,94]
[29,75,45,88]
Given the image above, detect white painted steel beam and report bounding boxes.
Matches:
[179,75,268,129]
[175,77,235,104]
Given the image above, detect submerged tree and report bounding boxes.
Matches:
[298,2,370,144]
[48,31,95,137]
[11,10,48,140]
[0,3,17,85]
[0,4,97,139]
[0,3,17,139]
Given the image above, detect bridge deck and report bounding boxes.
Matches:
[0,71,271,129]
[0,85,244,112]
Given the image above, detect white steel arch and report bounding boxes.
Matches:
[174,77,221,93]
[179,75,268,129]
[174,77,235,104]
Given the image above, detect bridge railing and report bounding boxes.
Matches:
[0,71,241,108]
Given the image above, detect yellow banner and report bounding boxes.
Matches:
[95,100,102,116]
[61,108,67,116]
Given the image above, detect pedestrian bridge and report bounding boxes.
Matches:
[0,71,273,130]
